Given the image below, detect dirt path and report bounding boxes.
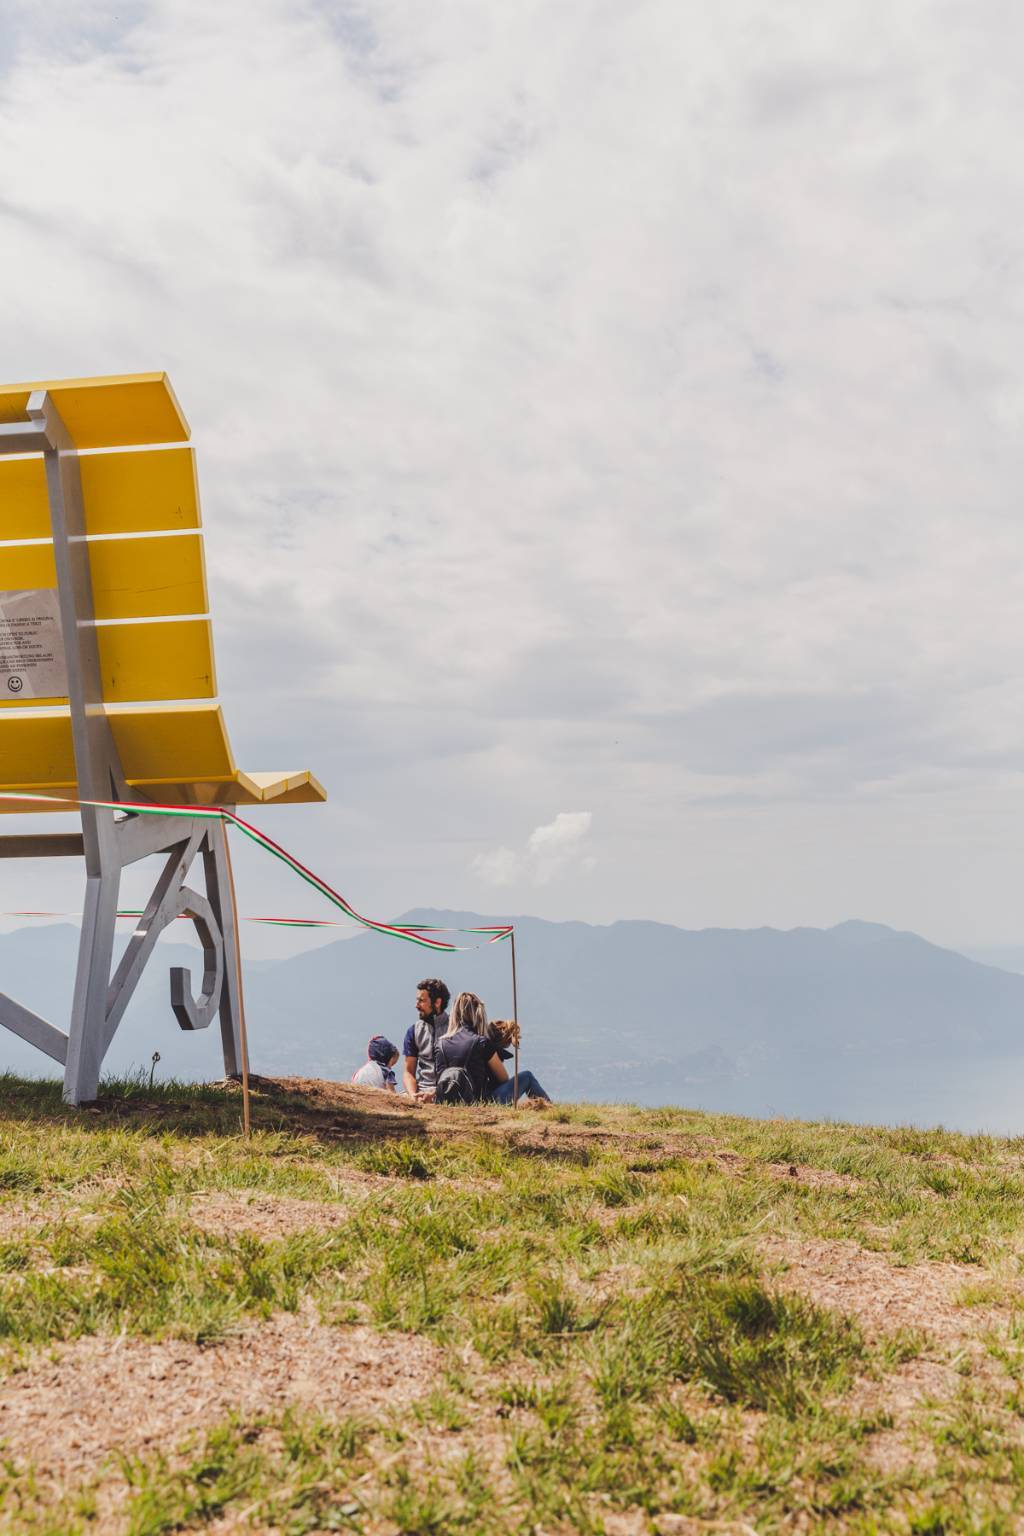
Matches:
[0,1305,440,1490]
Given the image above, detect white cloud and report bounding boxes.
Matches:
[474,812,594,887]
[527,812,595,885]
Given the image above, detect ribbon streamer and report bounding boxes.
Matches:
[1,911,503,936]
[2,911,375,928]
[0,793,513,954]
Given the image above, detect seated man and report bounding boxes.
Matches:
[402,978,451,1101]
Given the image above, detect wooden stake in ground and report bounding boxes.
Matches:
[221,824,252,1139]
[511,927,520,1107]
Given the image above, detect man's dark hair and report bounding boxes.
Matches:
[418,978,450,1013]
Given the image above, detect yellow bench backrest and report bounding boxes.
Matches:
[1,382,212,710]
[0,374,324,808]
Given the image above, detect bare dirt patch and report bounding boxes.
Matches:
[763,1237,1018,1477]
[845,1357,953,1476]
[0,1201,44,1243]
[187,1188,369,1239]
[762,1161,861,1192]
[0,1306,440,1489]
[264,1075,422,1122]
[235,1079,721,1161]
[762,1236,995,1342]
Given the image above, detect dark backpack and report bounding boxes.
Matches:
[434,1027,491,1104]
[434,1065,477,1104]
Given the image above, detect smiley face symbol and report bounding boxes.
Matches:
[7,677,23,693]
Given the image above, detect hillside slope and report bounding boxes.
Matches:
[4,914,1024,1130]
[1,1074,1024,1532]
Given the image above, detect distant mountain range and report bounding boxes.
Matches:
[959,945,1024,976]
[2,914,1024,1132]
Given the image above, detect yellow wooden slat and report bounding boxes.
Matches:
[88,533,208,621]
[0,543,57,593]
[244,770,328,803]
[0,709,77,790]
[0,612,215,707]
[0,532,206,622]
[0,373,189,448]
[0,445,200,540]
[0,458,50,540]
[108,702,235,782]
[96,619,217,702]
[80,447,201,534]
[0,704,233,800]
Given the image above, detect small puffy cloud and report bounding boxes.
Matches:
[474,812,594,888]
[527,812,595,884]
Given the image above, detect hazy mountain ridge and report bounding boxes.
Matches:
[2,914,1023,1130]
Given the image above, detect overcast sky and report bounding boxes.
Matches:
[2,0,1024,954]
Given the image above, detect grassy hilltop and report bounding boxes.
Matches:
[1,1079,1024,1532]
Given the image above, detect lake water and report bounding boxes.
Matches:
[643,1055,1024,1136]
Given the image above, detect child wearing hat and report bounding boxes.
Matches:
[351,1035,400,1092]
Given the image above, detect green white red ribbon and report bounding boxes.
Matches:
[2,911,380,929]
[0,792,513,953]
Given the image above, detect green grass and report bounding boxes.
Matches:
[2,1074,1024,1531]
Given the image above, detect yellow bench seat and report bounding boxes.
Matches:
[0,703,326,810]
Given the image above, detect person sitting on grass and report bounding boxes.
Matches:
[434,992,551,1106]
[486,1019,551,1107]
[351,1035,399,1092]
[433,992,499,1104]
[402,978,451,1102]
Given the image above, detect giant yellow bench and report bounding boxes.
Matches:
[0,373,326,1104]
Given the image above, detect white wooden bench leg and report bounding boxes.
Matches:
[59,814,243,1104]
[63,860,121,1106]
[204,819,242,1080]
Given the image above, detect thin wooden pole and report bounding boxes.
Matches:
[511,927,520,1107]
[221,822,251,1139]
